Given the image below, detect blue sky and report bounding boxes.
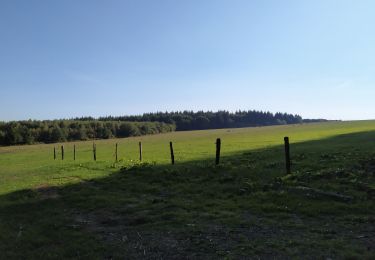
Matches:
[1,0,374,121]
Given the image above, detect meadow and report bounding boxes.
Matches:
[0,121,374,258]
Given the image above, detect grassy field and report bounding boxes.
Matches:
[0,121,374,258]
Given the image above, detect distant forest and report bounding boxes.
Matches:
[97,111,314,130]
[0,110,326,146]
[0,121,175,146]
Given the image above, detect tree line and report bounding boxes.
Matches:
[0,110,326,146]
[0,121,175,146]
[96,110,309,131]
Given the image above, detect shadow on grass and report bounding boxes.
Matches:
[0,131,375,259]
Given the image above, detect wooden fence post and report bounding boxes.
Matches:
[93,143,97,161]
[216,138,221,165]
[139,142,142,161]
[61,145,64,161]
[115,143,118,162]
[170,142,175,165]
[74,145,76,161]
[54,147,56,160]
[284,137,291,174]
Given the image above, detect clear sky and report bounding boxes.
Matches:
[1,0,374,121]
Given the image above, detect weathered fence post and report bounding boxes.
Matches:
[216,138,221,165]
[54,147,56,160]
[139,142,142,161]
[170,142,175,165]
[115,143,118,162]
[74,145,76,161]
[61,145,64,160]
[93,143,97,161]
[284,137,291,174]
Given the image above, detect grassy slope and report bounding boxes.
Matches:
[0,121,374,258]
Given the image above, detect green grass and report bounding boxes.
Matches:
[0,120,374,258]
